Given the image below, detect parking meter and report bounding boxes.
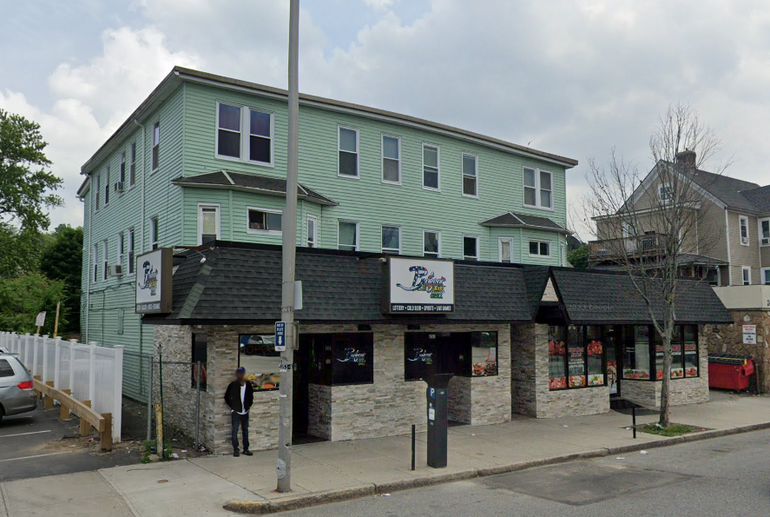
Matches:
[426,373,453,468]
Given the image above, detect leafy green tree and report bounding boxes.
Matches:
[0,223,47,277]
[0,109,62,231]
[39,225,83,334]
[567,245,590,269]
[0,273,67,335]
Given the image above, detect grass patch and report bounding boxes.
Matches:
[640,423,694,437]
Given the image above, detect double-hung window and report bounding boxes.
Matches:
[762,268,770,285]
[529,240,551,256]
[128,228,135,275]
[760,218,770,246]
[119,152,126,186]
[92,245,99,283]
[217,103,273,164]
[523,167,553,209]
[102,240,109,281]
[381,226,401,254]
[499,237,513,263]
[338,221,359,251]
[199,205,220,245]
[151,122,160,171]
[423,230,440,258]
[338,127,359,177]
[742,266,752,286]
[462,153,478,197]
[658,183,674,203]
[739,215,750,246]
[104,166,110,206]
[307,216,318,248]
[117,232,124,267]
[423,144,440,190]
[150,217,159,250]
[94,173,101,211]
[129,142,136,187]
[247,208,282,234]
[382,135,400,184]
[463,235,479,261]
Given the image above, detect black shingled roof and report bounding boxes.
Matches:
[688,168,759,213]
[479,212,568,233]
[171,171,338,206]
[740,185,770,215]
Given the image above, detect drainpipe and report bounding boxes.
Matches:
[134,119,146,355]
[85,183,92,343]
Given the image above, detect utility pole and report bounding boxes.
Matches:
[277,0,300,494]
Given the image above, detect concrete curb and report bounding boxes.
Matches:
[223,422,770,514]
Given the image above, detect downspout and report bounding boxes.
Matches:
[134,119,146,355]
[724,209,732,285]
[85,187,91,343]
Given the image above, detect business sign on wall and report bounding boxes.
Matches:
[386,257,454,314]
[135,248,173,314]
[743,325,757,345]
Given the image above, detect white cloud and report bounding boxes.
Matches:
[363,0,396,11]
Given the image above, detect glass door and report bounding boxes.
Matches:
[603,326,620,396]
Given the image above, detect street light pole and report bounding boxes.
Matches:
[277,0,300,494]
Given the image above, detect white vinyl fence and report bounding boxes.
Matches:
[0,331,123,442]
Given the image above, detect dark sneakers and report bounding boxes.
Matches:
[243,450,253,456]
[233,450,240,457]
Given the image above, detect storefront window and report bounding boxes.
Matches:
[191,333,208,390]
[670,326,684,379]
[404,332,498,380]
[308,333,374,386]
[603,326,619,395]
[471,332,498,377]
[586,326,604,386]
[621,325,698,381]
[549,326,606,390]
[548,326,567,390]
[623,326,651,380]
[239,334,280,391]
[683,325,699,377]
[653,331,664,380]
[567,326,586,388]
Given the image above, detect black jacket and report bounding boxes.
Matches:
[224,381,254,413]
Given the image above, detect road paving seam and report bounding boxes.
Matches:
[98,469,141,517]
[0,482,9,517]
[222,421,770,514]
[0,451,71,463]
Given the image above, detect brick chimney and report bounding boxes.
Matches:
[675,149,697,172]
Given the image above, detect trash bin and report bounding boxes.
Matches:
[708,354,755,391]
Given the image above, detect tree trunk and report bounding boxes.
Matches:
[659,324,673,427]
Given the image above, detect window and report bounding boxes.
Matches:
[760,219,770,246]
[308,333,374,386]
[422,144,440,190]
[199,205,220,245]
[0,359,15,377]
[739,215,750,246]
[307,216,318,248]
[523,167,552,209]
[623,326,651,380]
[762,268,770,285]
[338,127,359,177]
[128,228,135,275]
[462,153,478,197]
[104,166,110,206]
[529,240,551,256]
[423,230,440,258]
[151,122,160,171]
[102,240,108,281]
[247,208,282,233]
[150,217,159,250]
[382,135,400,184]
[120,152,126,185]
[192,334,208,390]
[499,237,513,263]
[216,103,273,164]
[549,326,607,390]
[463,235,478,261]
[129,142,136,187]
[94,173,101,211]
[622,325,699,381]
[239,334,280,392]
[742,266,752,286]
[381,225,401,254]
[92,244,99,283]
[117,232,124,267]
[658,183,673,203]
[338,221,358,251]
[404,332,498,381]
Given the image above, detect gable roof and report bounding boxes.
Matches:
[687,168,760,213]
[479,212,569,234]
[739,185,770,215]
[171,171,338,206]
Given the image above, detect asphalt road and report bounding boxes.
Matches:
[0,406,139,482]
[277,429,770,517]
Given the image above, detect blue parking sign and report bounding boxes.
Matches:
[275,321,287,352]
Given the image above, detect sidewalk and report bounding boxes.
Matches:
[2,392,769,516]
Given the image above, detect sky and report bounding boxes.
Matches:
[2,0,770,239]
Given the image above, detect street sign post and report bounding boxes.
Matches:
[275,321,287,352]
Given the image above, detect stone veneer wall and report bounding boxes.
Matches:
[448,377,472,423]
[512,323,610,418]
[154,322,511,453]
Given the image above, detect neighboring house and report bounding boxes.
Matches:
[77,67,577,398]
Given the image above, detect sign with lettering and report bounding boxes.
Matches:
[386,257,454,314]
[275,321,287,352]
[743,325,757,345]
[135,248,173,314]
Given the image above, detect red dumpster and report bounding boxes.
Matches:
[708,354,755,391]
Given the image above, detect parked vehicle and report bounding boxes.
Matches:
[239,335,278,356]
[0,354,37,423]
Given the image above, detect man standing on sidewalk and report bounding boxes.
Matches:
[224,367,254,457]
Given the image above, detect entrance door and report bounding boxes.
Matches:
[603,326,621,397]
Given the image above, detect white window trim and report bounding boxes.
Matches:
[215,101,275,167]
[103,166,110,206]
[422,143,441,191]
[338,220,359,251]
[102,240,109,281]
[463,234,479,260]
[739,215,750,246]
[381,225,402,254]
[151,122,160,173]
[742,266,752,285]
[381,134,401,185]
[198,203,221,244]
[307,215,318,248]
[423,229,441,258]
[337,126,360,179]
[759,218,770,247]
[128,227,135,275]
[117,232,124,267]
[523,167,554,211]
[658,183,673,203]
[149,216,159,250]
[461,152,479,198]
[129,142,137,188]
[498,237,514,263]
[119,151,126,187]
[761,267,770,285]
[528,239,552,257]
[94,173,101,213]
[92,245,99,283]
[246,206,283,235]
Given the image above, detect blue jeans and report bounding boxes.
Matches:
[231,412,250,452]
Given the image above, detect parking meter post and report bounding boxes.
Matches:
[426,373,453,469]
[632,405,637,439]
[411,424,416,471]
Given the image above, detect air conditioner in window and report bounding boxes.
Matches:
[108,265,123,277]
[741,236,749,245]
[114,181,125,193]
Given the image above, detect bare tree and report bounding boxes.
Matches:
[584,103,727,426]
